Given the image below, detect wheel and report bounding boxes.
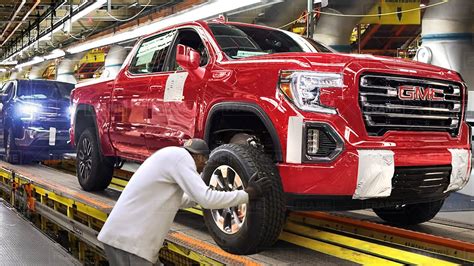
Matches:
[373,199,445,225]
[76,128,114,191]
[5,127,20,164]
[202,144,286,255]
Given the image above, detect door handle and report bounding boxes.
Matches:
[149,85,164,93]
[114,88,124,92]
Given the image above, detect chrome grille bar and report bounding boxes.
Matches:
[359,74,463,136]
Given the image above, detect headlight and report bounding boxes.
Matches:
[279,71,344,114]
[18,105,39,120]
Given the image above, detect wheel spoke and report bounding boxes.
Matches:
[223,210,232,233]
[232,210,241,227]
[227,170,236,189]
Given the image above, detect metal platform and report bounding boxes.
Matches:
[0,200,79,265]
[0,160,473,265]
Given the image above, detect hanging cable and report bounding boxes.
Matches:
[106,0,152,22]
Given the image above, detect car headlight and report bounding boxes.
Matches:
[279,71,344,114]
[18,105,39,120]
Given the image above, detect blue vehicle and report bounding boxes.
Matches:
[0,79,75,164]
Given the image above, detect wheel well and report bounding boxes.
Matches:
[74,106,97,145]
[206,109,281,162]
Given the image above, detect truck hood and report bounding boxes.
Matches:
[226,52,462,82]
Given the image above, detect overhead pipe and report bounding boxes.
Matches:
[0,0,26,42]
[1,0,41,46]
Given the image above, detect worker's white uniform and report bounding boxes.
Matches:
[98,146,249,263]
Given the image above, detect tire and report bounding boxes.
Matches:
[5,127,20,164]
[76,128,114,191]
[202,144,286,255]
[373,199,445,225]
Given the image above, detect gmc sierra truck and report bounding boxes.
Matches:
[70,20,471,254]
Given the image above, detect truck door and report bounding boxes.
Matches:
[146,28,209,154]
[109,32,174,159]
[0,82,14,146]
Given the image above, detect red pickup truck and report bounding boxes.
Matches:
[70,20,471,254]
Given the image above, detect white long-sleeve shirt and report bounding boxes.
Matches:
[97,146,249,263]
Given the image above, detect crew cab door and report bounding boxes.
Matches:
[0,81,14,145]
[109,32,175,159]
[145,28,209,153]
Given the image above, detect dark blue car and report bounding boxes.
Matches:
[0,79,75,164]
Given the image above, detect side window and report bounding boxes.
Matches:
[166,29,209,72]
[128,31,176,74]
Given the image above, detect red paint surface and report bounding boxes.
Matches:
[71,20,470,196]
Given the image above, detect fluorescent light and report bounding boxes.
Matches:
[67,0,263,54]
[1,61,17,65]
[44,49,65,60]
[15,56,44,69]
[71,0,106,23]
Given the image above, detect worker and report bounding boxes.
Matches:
[98,139,272,266]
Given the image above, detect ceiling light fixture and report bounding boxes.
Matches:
[44,49,66,60]
[15,56,45,69]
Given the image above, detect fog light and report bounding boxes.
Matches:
[307,129,320,155]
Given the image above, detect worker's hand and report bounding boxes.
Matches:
[244,172,272,200]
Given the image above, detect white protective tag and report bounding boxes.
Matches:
[164,72,188,102]
[446,149,471,192]
[353,150,395,200]
[49,127,56,146]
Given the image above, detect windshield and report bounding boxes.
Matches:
[17,81,74,100]
[208,23,333,59]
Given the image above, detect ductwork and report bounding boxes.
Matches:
[101,45,128,79]
[313,0,377,52]
[415,0,473,87]
[29,61,50,80]
[56,53,85,84]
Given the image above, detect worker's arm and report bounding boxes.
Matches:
[180,193,197,209]
[173,156,249,210]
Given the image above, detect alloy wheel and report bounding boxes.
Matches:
[78,137,93,182]
[209,165,247,235]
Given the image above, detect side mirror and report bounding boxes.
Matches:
[176,44,200,71]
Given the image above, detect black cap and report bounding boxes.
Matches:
[183,139,210,156]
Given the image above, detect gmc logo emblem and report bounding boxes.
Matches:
[397,86,444,101]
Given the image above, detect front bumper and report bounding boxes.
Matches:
[278,117,472,204]
[15,127,73,151]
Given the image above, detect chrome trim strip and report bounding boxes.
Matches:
[360,102,462,113]
[364,111,458,120]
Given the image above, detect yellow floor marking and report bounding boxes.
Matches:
[280,231,402,266]
[285,221,458,266]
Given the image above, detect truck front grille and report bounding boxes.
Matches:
[359,74,463,136]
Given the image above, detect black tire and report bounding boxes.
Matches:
[5,127,20,164]
[373,199,445,225]
[202,144,286,255]
[76,128,114,191]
